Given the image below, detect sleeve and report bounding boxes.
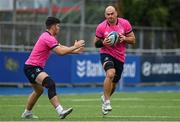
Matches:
[95,24,104,39]
[123,19,133,35]
[45,36,59,49]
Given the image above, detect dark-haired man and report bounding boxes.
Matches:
[21,17,85,119]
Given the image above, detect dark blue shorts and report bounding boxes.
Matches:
[24,64,43,84]
[100,53,124,83]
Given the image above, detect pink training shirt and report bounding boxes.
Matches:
[25,31,59,68]
[95,18,132,63]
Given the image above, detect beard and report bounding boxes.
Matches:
[108,18,116,24]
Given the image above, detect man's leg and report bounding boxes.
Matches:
[26,84,44,110]
[103,68,115,101]
[102,68,115,115]
[21,84,43,119]
[110,82,116,96]
[37,72,73,119]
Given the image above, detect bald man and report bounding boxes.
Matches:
[94,5,136,115]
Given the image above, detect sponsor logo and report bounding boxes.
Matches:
[123,62,136,77]
[36,68,41,73]
[142,62,151,76]
[76,60,105,77]
[5,57,19,71]
[142,61,180,76]
[76,60,137,78]
[76,60,86,77]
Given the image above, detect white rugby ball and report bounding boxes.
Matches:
[107,31,119,46]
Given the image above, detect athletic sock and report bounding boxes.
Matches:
[103,95,110,102]
[105,99,110,104]
[55,105,63,115]
[24,109,31,113]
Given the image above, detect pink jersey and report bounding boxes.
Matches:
[25,31,59,68]
[95,18,132,63]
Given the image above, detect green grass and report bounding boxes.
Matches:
[0,92,180,121]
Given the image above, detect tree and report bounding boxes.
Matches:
[118,0,171,27]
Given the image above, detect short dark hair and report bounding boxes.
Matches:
[45,17,61,29]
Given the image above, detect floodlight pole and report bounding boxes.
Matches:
[12,0,16,22]
[12,0,16,51]
[80,0,85,40]
[48,0,53,16]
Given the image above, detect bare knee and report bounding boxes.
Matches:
[106,69,115,80]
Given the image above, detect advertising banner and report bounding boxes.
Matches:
[70,53,141,84]
[45,54,72,84]
[0,52,141,85]
[71,53,104,83]
[0,52,72,84]
[0,52,28,83]
[123,55,141,84]
[141,55,180,82]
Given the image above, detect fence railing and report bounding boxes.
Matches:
[0,22,178,53]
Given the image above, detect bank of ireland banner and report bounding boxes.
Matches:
[123,55,141,84]
[141,55,180,82]
[71,53,105,83]
[71,53,141,84]
[0,52,141,84]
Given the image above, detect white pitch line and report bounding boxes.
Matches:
[71,98,180,102]
[1,97,180,102]
[72,105,180,108]
[0,121,150,122]
[97,115,180,119]
[1,104,180,109]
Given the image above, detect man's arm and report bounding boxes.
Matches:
[94,36,114,47]
[52,40,85,55]
[119,32,136,45]
[94,37,104,48]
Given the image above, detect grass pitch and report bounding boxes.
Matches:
[0,91,180,121]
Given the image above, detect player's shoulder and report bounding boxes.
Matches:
[39,31,56,42]
[39,31,49,38]
[118,18,131,25]
[97,20,108,29]
[41,31,51,37]
[40,31,53,39]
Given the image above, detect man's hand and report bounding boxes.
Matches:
[119,34,126,43]
[73,40,85,53]
[74,40,85,48]
[103,37,112,46]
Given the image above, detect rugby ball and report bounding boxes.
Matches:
[107,31,119,46]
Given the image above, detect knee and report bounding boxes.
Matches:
[42,76,56,99]
[106,69,115,80]
[42,77,55,88]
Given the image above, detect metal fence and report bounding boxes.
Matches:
[0,21,179,54]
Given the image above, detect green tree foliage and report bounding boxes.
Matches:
[167,0,180,29]
[118,0,180,28]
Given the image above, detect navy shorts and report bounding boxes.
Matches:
[100,53,124,83]
[24,64,43,84]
